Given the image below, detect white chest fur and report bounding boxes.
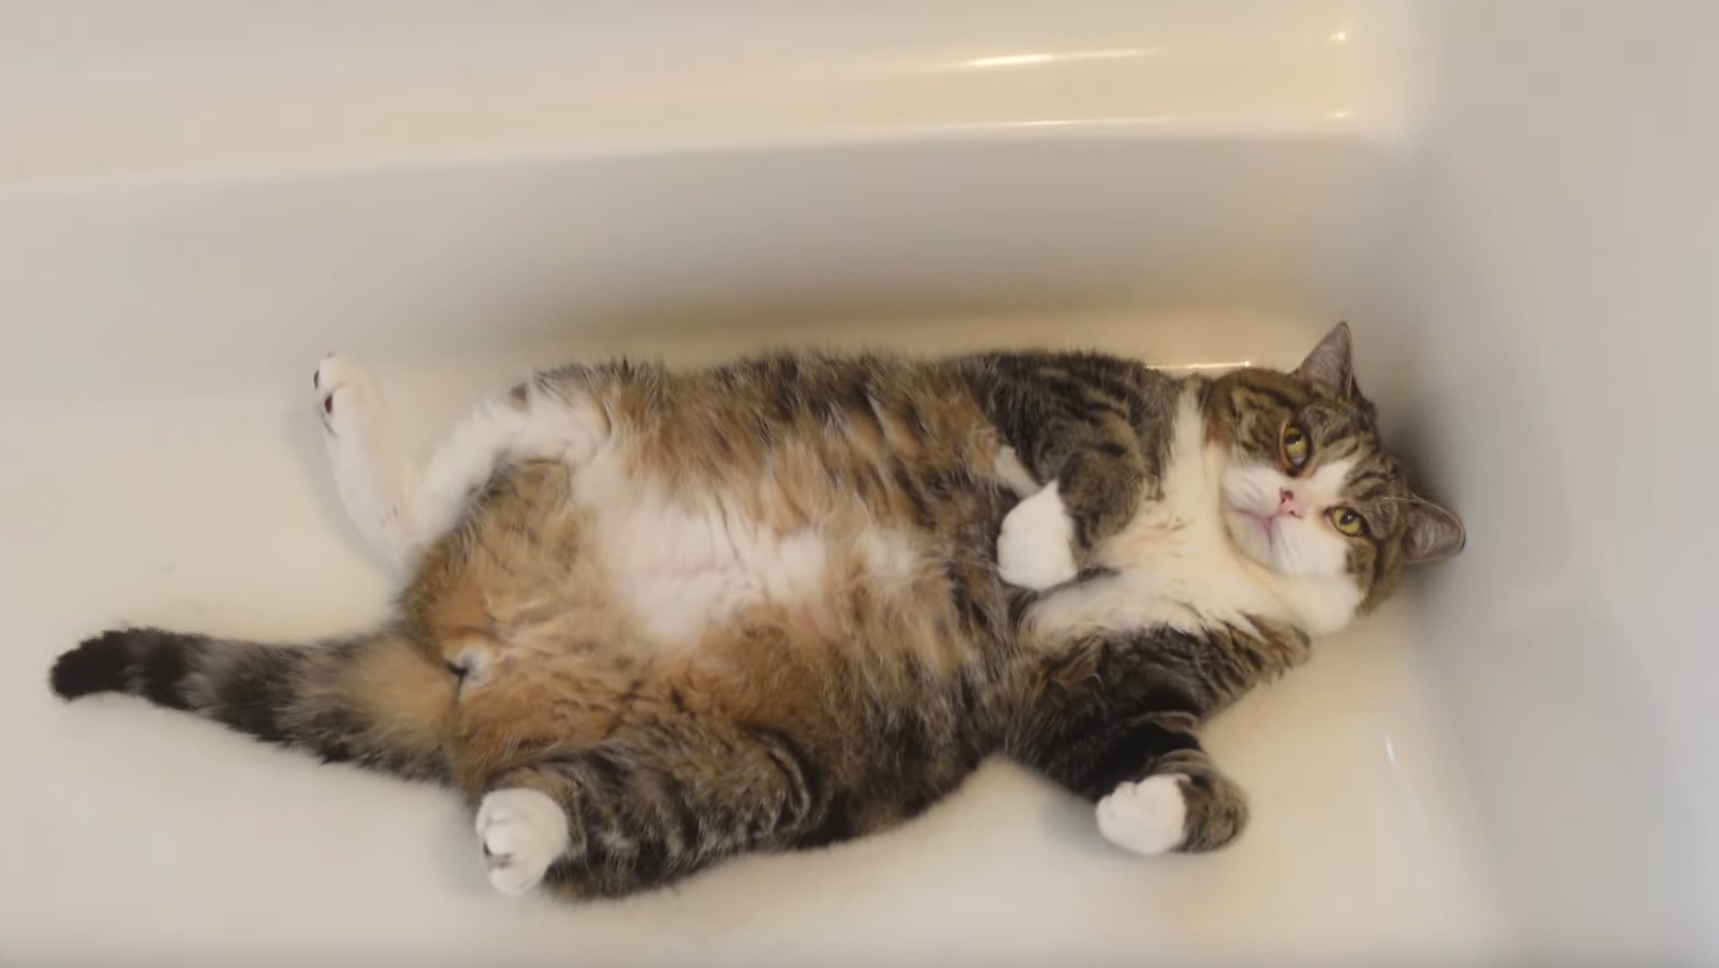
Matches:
[1027,392,1358,642]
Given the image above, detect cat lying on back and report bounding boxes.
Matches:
[50,323,1463,899]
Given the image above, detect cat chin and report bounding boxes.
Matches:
[1220,504,1281,571]
[1218,506,1364,634]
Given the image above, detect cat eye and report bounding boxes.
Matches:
[1329,507,1368,537]
[1280,423,1311,471]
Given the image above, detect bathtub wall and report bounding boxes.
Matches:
[1373,2,1717,961]
[2,1,1715,962]
[0,0,1398,408]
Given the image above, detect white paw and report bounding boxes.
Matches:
[316,354,381,429]
[997,482,1079,590]
[1096,774,1188,857]
[314,355,415,563]
[476,788,569,896]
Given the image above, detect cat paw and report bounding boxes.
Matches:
[997,483,1079,590]
[313,354,417,561]
[1096,774,1188,857]
[476,788,569,896]
[314,354,384,437]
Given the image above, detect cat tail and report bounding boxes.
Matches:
[50,626,453,782]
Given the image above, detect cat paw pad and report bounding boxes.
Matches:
[1096,774,1188,857]
[476,788,569,896]
[997,483,1079,590]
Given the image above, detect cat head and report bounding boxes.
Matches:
[1208,323,1464,624]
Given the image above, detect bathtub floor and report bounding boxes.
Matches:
[0,309,1505,967]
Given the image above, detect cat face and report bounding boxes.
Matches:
[1212,324,1465,613]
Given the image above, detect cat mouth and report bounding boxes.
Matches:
[1227,504,1278,547]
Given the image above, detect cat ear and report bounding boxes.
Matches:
[1402,499,1466,564]
[1295,322,1357,398]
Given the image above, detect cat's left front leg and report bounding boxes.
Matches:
[1016,705,1248,856]
[1094,744,1249,856]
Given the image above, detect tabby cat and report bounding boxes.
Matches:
[49,323,1463,900]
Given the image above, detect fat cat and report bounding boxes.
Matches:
[49,323,1463,899]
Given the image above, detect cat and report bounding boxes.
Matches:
[49,322,1463,900]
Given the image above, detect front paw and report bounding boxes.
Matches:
[476,788,569,896]
[1096,774,1188,857]
[997,482,1079,590]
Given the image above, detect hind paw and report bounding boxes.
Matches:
[1096,774,1188,856]
[477,788,569,896]
[314,354,416,563]
[314,354,385,436]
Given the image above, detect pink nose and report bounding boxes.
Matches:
[1277,488,1302,519]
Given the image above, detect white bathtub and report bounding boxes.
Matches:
[2,1,1710,965]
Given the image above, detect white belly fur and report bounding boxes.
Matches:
[569,443,919,651]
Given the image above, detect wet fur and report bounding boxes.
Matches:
[50,327,1463,899]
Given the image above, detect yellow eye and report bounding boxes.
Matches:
[1281,424,1311,470]
[1329,507,1367,537]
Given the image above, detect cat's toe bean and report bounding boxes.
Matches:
[1096,774,1188,857]
[476,788,569,896]
[997,482,1079,590]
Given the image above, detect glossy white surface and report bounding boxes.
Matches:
[0,0,1710,964]
[1358,3,1718,961]
[0,135,1391,411]
[0,0,1405,182]
[0,313,1501,967]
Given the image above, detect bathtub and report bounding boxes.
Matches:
[2,1,1710,965]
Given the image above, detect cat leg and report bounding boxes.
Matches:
[973,353,1167,589]
[1013,704,1247,856]
[472,724,824,898]
[474,787,571,896]
[997,446,1150,590]
[315,355,419,568]
[410,371,611,558]
[990,408,1149,590]
[1093,743,1247,856]
[315,358,612,568]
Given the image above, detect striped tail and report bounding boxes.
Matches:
[50,626,454,782]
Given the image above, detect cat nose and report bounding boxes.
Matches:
[1277,488,1302,519]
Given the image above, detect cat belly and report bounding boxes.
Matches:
[574,450,921,652]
